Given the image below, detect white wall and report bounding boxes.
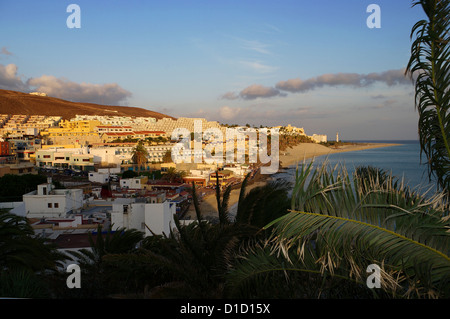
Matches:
[90,148,122,165]
[110,199,176,236]
[120,178,145,189]
[24,193,67,218]
[145,201,176,236]
[23,188,83,218]
[88,172,109,184]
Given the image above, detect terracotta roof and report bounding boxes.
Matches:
[97,125,132,128]
[103,132,133,136]
[133,131,165,134]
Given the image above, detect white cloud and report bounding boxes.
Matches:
[275,69,412,93]
[239,60,278,74]
[0,47,13,57]
[239,84,282,100]
[222,68,414,101]
[0,64,28,91]
[220,91,239,100]
[219,105,241,120]
[0,62,132,105]
[26,75,132,105]
[235,38,272,55]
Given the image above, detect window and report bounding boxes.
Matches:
[54,203,59,208]
[48,203,52,208]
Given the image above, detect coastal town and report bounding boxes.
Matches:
[0,109,330,251]
[1,0,448,303]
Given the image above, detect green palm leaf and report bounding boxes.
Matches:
[228,161,450,298]
[406,0,450,192]
[266,161,450,297]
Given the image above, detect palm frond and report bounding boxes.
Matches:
[262,161,450,298]
[406,0,450,192]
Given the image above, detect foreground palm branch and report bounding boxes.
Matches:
[229,161,450,298]
[406,0,450,192]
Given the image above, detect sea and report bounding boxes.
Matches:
[273,140,440,196]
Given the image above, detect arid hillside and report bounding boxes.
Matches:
[0,89,175,120]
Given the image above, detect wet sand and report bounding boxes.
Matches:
[184,142,402,219]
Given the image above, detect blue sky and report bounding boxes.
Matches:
[0,0,426,140]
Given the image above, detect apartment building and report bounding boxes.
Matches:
[148,117,224,137]
[91,144,173,165]
[41,120,102,145]
[35,147,95,171]
[0,114,61,137]
[311,134,328,143]
[95,125,133,134]
[275,124,306,136]
[100,130,168,143]
[73,114,157,127]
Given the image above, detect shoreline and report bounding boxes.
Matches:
[278,142,402,168]
[184,142,402,219]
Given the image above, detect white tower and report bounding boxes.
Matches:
[336,132,339,142]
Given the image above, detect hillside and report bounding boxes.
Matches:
[0,89,175,120]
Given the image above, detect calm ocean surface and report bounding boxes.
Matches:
[274,140,439,195]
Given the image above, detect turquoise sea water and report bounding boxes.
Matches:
[274,140,439,195]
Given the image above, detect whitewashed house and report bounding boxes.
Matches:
[23,178,84,218]
[110,196,176,236]
[88,171,110,184]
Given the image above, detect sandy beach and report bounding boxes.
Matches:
[184,142,402,219]
[278,142,402,168]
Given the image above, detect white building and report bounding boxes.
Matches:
[311,134,327,143]
[110,197,176,236]
[90,144,173,165]
[90,147,122,166]
[88,171,110,184]
[23,178,84,218]
[119,176,149,189]
[222,164,251,177]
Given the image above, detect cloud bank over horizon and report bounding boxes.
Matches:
[222,68,413,100]
[0,62,132,106]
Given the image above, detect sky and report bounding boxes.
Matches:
[0,0,427,140]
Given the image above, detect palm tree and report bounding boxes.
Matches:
[162,167,186,183]
[131,141,149,169]
[137,173,259,298]
[0,209,64,272]
[227,161,450,298]
[0,209,67,297]
[62,225,145,298]
[406,0,450,193]
[235,174,291,230]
